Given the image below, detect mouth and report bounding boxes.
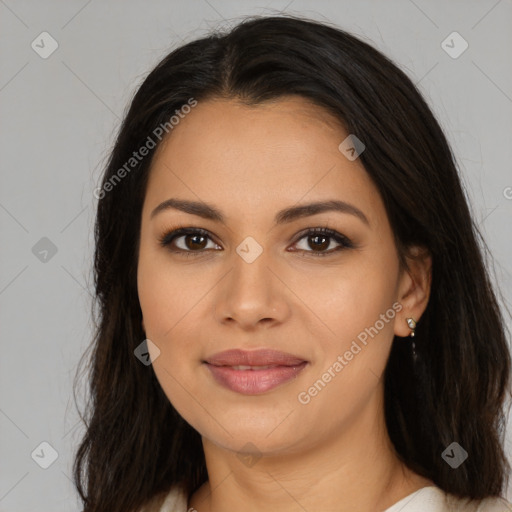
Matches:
[203,349,308,395]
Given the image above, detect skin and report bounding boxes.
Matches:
[137,96,433,512]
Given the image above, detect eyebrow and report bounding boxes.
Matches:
[150,198,370,226]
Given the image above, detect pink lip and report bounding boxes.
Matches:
[204,349,308,395]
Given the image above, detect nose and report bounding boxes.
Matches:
[213,248,290,330]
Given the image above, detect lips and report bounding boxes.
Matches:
[204,349,308,395]
[205,348,306,367]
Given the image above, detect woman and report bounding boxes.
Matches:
[73,15,512,512]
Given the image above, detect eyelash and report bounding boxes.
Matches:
[157,225,354,258]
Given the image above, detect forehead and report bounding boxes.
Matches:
[144,97,383,229]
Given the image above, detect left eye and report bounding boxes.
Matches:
[158,227,353,257]
[292,228,353,256]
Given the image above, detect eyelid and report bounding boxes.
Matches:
[158,225,354,256]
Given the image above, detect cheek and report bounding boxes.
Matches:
[300,248,400,383]
[303,261,397,340]
[137,251,209,340]
[137,254,209,414]
[294,273,398,431]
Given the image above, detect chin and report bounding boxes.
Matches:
[193,414,310,456]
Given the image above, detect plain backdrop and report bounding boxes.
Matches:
[1,1,511,510]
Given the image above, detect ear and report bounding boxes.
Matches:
[394,245,432,338]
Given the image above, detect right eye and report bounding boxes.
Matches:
[158,226,222,257]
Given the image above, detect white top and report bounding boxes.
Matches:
[154,484,512,511]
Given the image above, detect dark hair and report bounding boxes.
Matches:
[73,14,512,512]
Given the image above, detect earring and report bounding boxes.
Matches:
[406,317,416,337]
[406,317,418,363]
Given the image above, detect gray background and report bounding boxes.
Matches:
[1,0,511,510]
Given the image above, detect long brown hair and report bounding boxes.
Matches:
[73,14,512,511]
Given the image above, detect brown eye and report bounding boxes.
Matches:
[307,233,330,252]
[182,233,208,250]
[158,227,220,256]
[158,226,353,258]
[292,228,353,257]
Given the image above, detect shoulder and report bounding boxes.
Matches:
[158,485,189,512]
[138,485,189,512]
[474,495,512,512]
[148,485,512,512]
[385,486,512,512]
[445,491,512,512]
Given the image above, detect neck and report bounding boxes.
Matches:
[188,387,433,512]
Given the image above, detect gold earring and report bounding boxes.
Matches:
[406,317,417,337]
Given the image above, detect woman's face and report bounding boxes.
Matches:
[137,96,424,456]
